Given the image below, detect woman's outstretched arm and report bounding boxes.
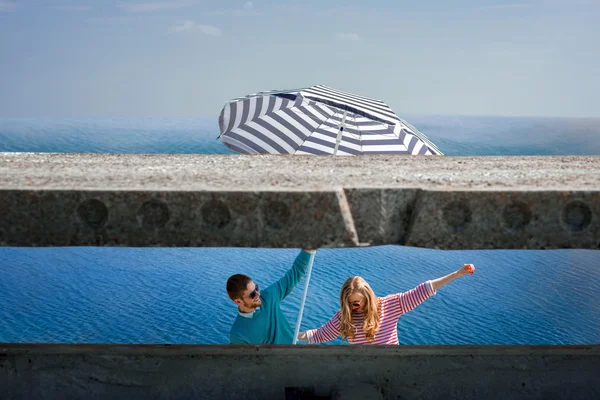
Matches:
[387,264,476,316]
[430,264,475,291]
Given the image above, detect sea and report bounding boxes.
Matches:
[0,115,599,345]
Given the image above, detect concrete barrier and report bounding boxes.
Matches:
[1,344,598,400]
[1,153,599,249]
[1,153,598,399]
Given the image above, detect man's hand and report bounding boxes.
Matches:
[297,332,308,341]
[457,264,475,277]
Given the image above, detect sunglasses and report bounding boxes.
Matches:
[248,284,260,300]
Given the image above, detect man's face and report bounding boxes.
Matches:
[236,281,262,309]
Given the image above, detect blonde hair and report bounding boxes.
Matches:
[339,276,380,343]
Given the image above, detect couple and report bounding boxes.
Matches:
[226,249,475,345]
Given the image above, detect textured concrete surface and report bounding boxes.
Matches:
[1,344,598,400]
[1,153,599,249]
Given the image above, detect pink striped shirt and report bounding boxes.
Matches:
[306,281,436,345]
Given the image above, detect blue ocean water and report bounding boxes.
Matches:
[0,116,599,345]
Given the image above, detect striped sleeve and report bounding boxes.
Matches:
[306,311,342,344]
[392,281,436,315]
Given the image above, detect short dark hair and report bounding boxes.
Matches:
[227,274,251,300]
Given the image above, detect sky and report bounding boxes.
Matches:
[0,0,599,118]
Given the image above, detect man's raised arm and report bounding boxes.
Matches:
[267,249,315,302]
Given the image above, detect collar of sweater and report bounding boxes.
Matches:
[238,306,261,318]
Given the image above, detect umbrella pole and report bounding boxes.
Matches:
[333,110,347,156]
[292,250,316,344]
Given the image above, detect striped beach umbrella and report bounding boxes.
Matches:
[218,85,443,156]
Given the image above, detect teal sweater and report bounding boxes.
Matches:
[229,250,312,344]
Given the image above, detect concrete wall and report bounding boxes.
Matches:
[2,154,599,399]
[1,153,599,249]
[1,344,599,400]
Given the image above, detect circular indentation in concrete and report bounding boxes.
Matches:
[138,200,169,229]
[264,200,291,230]
[443,201,471,233]
[503,202,532,231]
[201,200,231,229]
[77,199,108,229]
[562,201,592,232]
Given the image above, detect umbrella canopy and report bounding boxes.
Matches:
[218,85,443,156]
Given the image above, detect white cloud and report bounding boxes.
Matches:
[243,1,253,9]
[196,24,222,36]
[172,20,222,36]
[336,32,360,41]
[119,1,194,12]
[0,1,17,12]
[173,20,195,32]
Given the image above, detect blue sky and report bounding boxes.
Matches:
[0,0,598,118]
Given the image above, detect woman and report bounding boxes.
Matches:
[298,264,475,345]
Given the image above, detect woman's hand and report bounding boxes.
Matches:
[297,332,308,341]
[457,264,475,277]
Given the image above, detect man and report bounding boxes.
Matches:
[226,249,315,344]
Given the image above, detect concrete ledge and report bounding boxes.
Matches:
[1,153,599,249]
[1,344,599,399]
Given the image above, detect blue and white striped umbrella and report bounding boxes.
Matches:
[218,85,443,156]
